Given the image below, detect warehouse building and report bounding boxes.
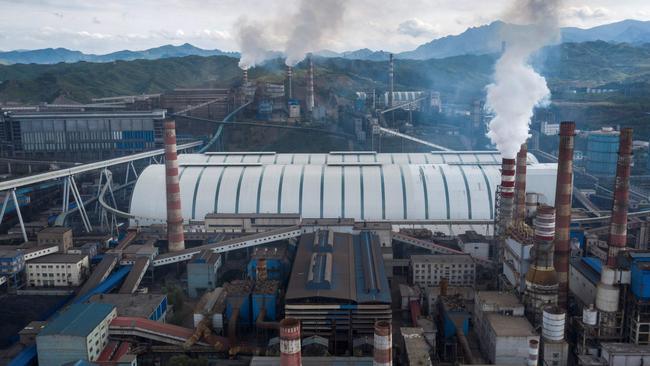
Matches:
[26,253,89,287]
[0,107,166,159]
[411,254,475,288]
[284,230,391,349]
[36,302,117,366]
[187,250,222,298]
[88,293,168,322]
[37,227,73,252]
[129,152,557,234]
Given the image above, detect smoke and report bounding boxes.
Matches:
[485,0,561,159]
[284,0,348,66]
[235,0,348,69]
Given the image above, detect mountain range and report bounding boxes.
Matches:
[2,19,650,65]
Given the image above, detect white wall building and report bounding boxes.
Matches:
[410,254,475,288]
[26,253,89,287]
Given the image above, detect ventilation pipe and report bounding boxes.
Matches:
[164,120,185,252]
[515,143,528,223]
[553,121,576,310]
[280,318,302,366]
[374,320,392,366]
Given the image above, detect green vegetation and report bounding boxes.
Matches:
[163,283,189,326]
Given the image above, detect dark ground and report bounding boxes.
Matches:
[0,294,67,347]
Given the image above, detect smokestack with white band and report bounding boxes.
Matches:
[280,318,301,366]
[287,65,293,100]
[515,143,528,223]
[164,120,185,252]
[607,128,633,266]
[307,57,315,113]
[374,320,392,366]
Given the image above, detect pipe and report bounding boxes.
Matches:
[287,66,293,100]
[607,128,633,267]
[456,329,476,364]
[307,57,315,113]
[164,120,185,252]
[553,121,576,310]
[515,143,528,223]
[256,307,280,330]
[280,318,302,366]
[374,320,392,366]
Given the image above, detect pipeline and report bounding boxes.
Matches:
[256,307,280,330]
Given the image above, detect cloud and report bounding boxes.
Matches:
[566,5,609,20]
[92,16,101,24]
[397,18,439,38]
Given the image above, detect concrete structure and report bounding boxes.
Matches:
[586,128,620,176]
[164,119,185,252]
[497,157,516,239]
[129,152,558,234]
[599,343,650,366]
[515,144,528,223]
[400,327,432,366]
[88,293,168,322]
[161,88,232,120]
[36,302,117,366]
[0,108,165,159]
[26,253,89,287]
[606,128,632,266]
[458,231,490,259]
[374,321,392,366]
[307,57,315,113]
[474,291,525,355]
[554,122,576,309]
[280,318,301,366]
[411,254,475,288]
[37,227,73,252]
[481,314,539,365]
[187,250,222,298]
[205,213,301,233]
[503,226,533,293]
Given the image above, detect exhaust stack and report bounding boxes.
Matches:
[286,66,293,100]
[374,320,392,366]
[388,53,394,107]
[553,121,576,309]
[307,57,315,113]
[497,157,516,237]
[607,128,633,266]
[280,318,301,366]
[243,68,248,84]
[515,143,528,223]
[164,120,185,252]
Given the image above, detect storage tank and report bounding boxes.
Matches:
[542,307,565,341]
[582,304,598,326]
[586,128,620,176]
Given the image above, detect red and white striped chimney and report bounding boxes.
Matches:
[515,143,528,223]
[307,57,315,113]
[497,157,516,237]
[164,120,185,252]
[280,318,301,366]
[607,128,633,267]
[527,339,539,366]
[553,121,576,310]
[374,320,392,366]
[243,68,248,84]
[286,66,293,100]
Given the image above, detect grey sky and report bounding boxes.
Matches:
[0,0,649,53]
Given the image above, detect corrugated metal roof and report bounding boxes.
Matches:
[39,303,114,338]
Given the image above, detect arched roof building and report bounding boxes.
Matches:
[129,152,557,232]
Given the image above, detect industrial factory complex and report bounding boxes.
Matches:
[0,52,648,366]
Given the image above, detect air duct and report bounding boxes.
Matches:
[607,128,633,266]
[164,120,185,252]
[553,121,576,310]
[280,318,302,366]
[374,320,392,366]
[515,143,528,223]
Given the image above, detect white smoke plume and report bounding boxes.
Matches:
[486,0,561,159]
[235,17,275,70]
[284,0,348,66]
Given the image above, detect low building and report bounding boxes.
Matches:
[26,253,89,287]
[569,257,600,308]
[36,302,117,366]
[598,343,650,366]
[502,228,533,293]
[411,254,475,288]
[424,286,474,316]
[69,242,101,259]
[400,327,433,366]
[204,213,300,233]
[88,293,167,322]
[37,227,73,252]
[187,250,222,298]
[458,231,490,259]
[481,314,538,365]
[474,291,525,349]
[0,249,25,283]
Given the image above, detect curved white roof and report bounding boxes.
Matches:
[129,159,557,225]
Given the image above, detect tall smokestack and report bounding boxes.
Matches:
[497,158,516,237]
[388,54,394,108]
[374,320,392,366]
[287,65,293,100]
[307,57,315,113]
[527,339,539,366]
[553,121,576,310]
[280,318,301,366]
[164,120,185,252]
[515,143,528,223]
[525,205,558,324]
[607,128,632,267]
[243,68,248,84]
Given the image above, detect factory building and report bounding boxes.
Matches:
[36,302,117,366]
[0,249,25,287]
[481,314,539,365]
[88,293,168,322]
[129,152,557,233]
[586,128,620,176]
[160,88,232,120]
[284,231,391,347]
[410,254,475,288]
[0,108,166,159]
[26,253,89,287]
[187,250,222,298]
[37,226,73,252]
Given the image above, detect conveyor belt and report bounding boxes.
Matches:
[152,225,303,267]
[118,257,150,294]
[109,316,207,346]
[75,254,118,299]
[392,232,493,266]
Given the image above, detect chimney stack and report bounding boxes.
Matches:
[374,320,392,366]
[553,121,576,310]
[286,66,293,100]
[515,143,528,223]
[525,205,558,323]
[307,57,315,113]
[388,54,394,108]
[164,120,185,252]
[497,157,516,237]
[280,318,302,366]
[527,339,539,366]
[607,128,633,267]
[243,68,248,84]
